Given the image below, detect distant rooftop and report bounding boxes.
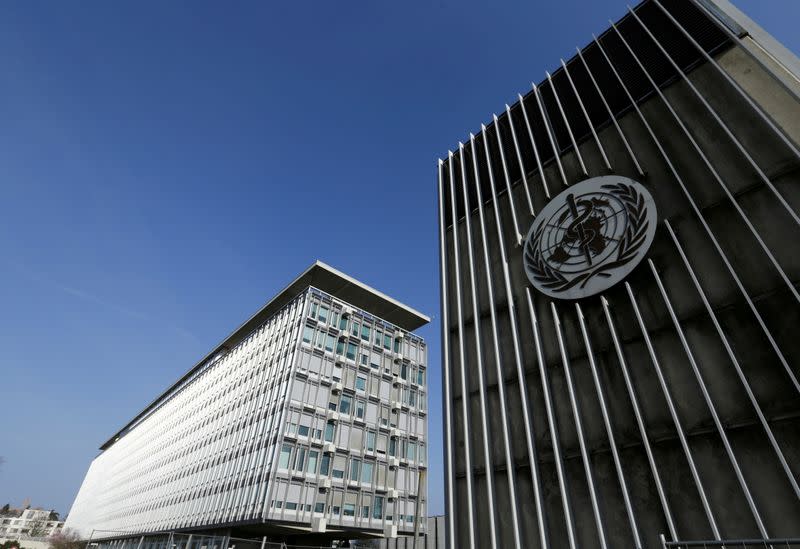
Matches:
[99,261,429,450]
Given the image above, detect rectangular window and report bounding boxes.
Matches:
[295,447,307,470]
[343,503,355,517]
[361,461,374,484]
[394,338,400,353]
[278,444,292,469]
[356,399,365,419]
[309,302,318,319]
[325,334,335,353]
[298,425,310,437]
[373,496,384,519]
[320,454,331,476]
[307,450,319,474]
[366,431,376,452]
[361,324,370,341]
[314,502,325,513]
[346,343,357,361]
[331,311,339,327]
[389,438,396,457]
[401,363,408,380]
[383,334,391,349]
[360,353,368,366]
[340,394,352,415]
[349,459,361,481]
[361,505,370,518]
[302,326,314,344]
[336,340,345,355]
[325,422,335,442]
[285,502,298,511]
[333,505,341,516]
[351,322,360,337]
[315,330,325,349]
[407,441,417,461]
[339,316,348,330]
[417,369,424,385]
[356,376,366,391]
[332,469,344,479]
[318,305,329,323]
[409,390,416,407]
[375,329,382,346]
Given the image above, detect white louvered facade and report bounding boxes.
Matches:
[66,262,429,542]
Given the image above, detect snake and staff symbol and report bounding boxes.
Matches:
[523,176,658,299]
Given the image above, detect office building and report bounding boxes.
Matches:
[65,262,429,544]
[437,0,800,547]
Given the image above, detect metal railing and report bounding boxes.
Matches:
[661,535,800,548]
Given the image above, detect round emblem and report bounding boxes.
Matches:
[523,176,657,300]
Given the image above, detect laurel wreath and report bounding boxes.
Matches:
[523,182,650,294]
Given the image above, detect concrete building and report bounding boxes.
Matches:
[65,261,429,545]
[437,0,800,548]
[0,509,64,538]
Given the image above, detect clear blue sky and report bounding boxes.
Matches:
[0,0,797,519]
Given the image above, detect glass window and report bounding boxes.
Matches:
[315,330,325,349]
[298,425,310,437]
[356,399,365,419]
[389,438,396,457]
[350,459,361,481]
[409,391,416,407]
[401,364,408,380]
[324,421,335,442]
[361,461,374,484]
[346,343,357,361]
[332,469,345,479]
[285,502,297,511]
[356,376,366,391]
[339,316,348,330]
[331,311,339,327]
[336,340,345,355]
[407,442,417,461]
[295,447,306,470]
[333,505,341,516]
[361,324,370,341]
[320,454,331,476]
[373,496,384,519]
[314,502,325,513]
[394,338,401,353]
[383,334,391,349]
[278,444,292,469]
[309,302,317,319]
[360,353,368,366]
[375,329,383,345]
[328,402,337,411]
[343,503,355,517]
[366,431,376,452]
[302,326,314,344]
[325,334,335,353]
[340,395,352,415]
[307,450,319,474]
[417,369,424,385]
[351,321,360,337]
[318,306,329,323]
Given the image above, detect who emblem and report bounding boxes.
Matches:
[523,176,657,300]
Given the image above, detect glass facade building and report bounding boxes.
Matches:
[438,0,800,548]
[65,262,429,543]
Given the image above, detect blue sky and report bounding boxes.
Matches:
[0,0,797,519]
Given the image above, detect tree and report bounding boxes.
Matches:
[1,540,25,549]
[47,511,60,522]
[49,529,83,549]
[26,517,49,538]
[0,504,10,517]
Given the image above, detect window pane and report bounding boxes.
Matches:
[343,504,355,517]
[318,306,329,323]
[356,376,366,391]
[279,444,292,469]
[309,303,317,318]
[361,325,370,341]
[302,326,314,344]
[298,425,309,437]
[307,450,319,474]
[383,334,391,349]
[361,462,373,484]
[373,496,384,519]
[356,400,365,419]
[325,422,335,442]
[295,447,306,470]
[325,334,335,352]
[366,431,376,451]
[336,340,345,355]
[375,330,382,345]
[349,459,360,481]
[314,502,325,513]
[351,322,360,336]
[320,454,331,476]
[340,395,352,415]
[339,316,348,330]
[346,343,357,360]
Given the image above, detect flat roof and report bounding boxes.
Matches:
[99,261,429,450]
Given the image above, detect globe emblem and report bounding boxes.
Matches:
[523,176,657,300]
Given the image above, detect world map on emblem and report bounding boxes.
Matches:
[523,176,658,300]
